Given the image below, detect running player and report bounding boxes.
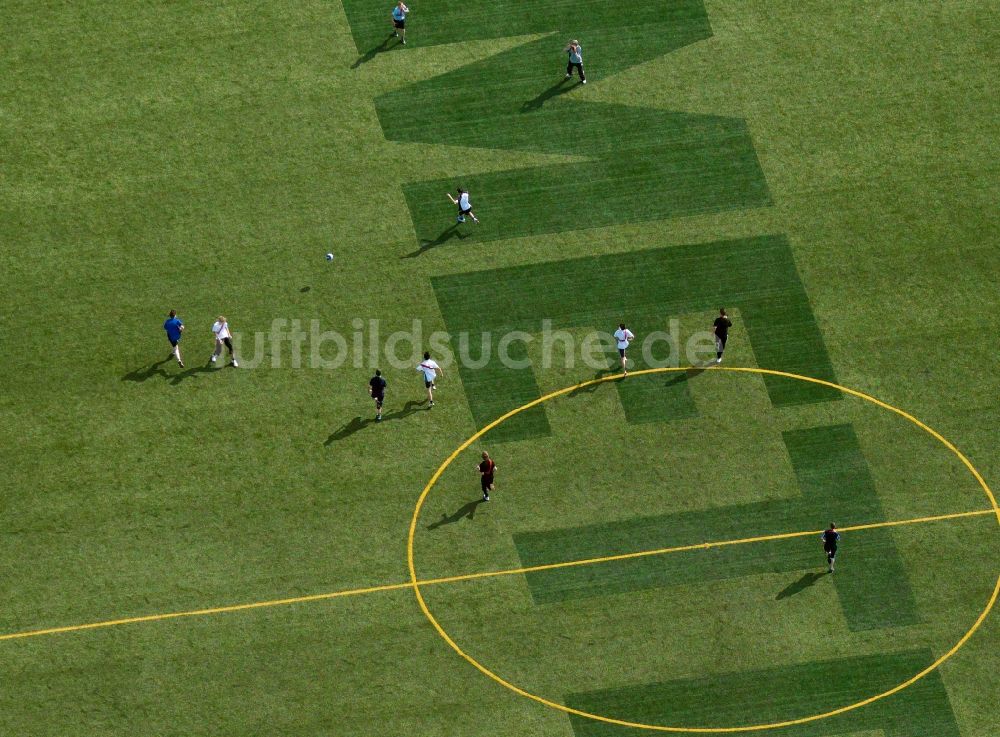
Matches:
[163,309,185,368]
[613,322,634,375]
[712,308,733,364]
[564,40,586,83]
[210,315,238,367]
[391,2,409,44]
[447,188,479,224]
[821,523,841,573]
[477,451,497,501]
[417,351,443,406]
[369,369,387,421]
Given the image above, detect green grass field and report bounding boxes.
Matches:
[1,1,998,735]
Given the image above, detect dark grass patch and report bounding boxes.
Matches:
[566,649,961,736]
[433,236,839,441]
[365,0,768,245]
[344,0,710,54]
[515,424,918,630]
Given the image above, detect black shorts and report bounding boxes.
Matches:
[618,348,626,357]
[393,18,405,28]
[481,476,494,492]
[372,393,384,408]
[825,545,837,557]
[169,338,179,347]
[459,207,472,215]
[425,379,435,388]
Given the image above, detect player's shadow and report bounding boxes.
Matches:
[121,357,214,385]
[351,34,397,69]
[520,78,578,112]
[326,416,369,444]
[568,368,616,397]
[402,224,469,258]
[168,364,216,385]
[426,499,486,529]
[775,571,826,600]
[324,400,427,445]
[665,366,707,386]
[121,356,173,383]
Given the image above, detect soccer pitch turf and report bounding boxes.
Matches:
[1,1,998,735]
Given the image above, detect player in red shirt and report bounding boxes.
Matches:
[477,451,497,501]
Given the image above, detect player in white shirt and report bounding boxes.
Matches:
[210,316,238,367]
[613,322,634,375]
[447,188,479,224]
[417,350,444,406]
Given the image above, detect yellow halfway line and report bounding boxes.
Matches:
[416,508,996,586]
[1,507,994,643]
[0,582,415,642]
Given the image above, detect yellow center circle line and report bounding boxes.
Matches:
[406,366,1000,733]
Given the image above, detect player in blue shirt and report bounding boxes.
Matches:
[821,523,841,572]
[163,309,185,368]
[391,2,410,45]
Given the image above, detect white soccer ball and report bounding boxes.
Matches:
[325,253,334,261]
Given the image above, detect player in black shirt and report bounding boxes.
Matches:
[369,369,387,421]
[712,308,733,364]
[821,523,841,572]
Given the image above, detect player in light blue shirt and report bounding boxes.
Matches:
[163,309,185,367]
[391,2,410,45]
[565,40,586,83]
